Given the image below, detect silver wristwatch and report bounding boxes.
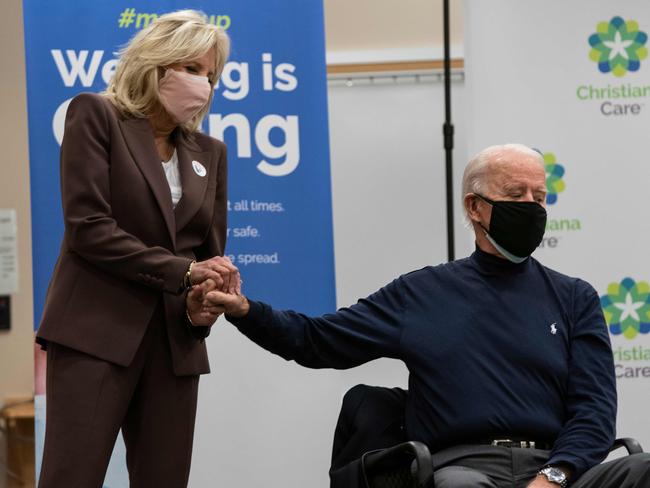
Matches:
[538,466,568,487]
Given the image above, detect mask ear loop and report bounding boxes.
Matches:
[471,193,492,235]
[484,234,528,263]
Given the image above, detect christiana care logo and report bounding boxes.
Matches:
[577,16,650,117]
[601,278,650,339]
[601,277,650,379]
[543,152,565,205]
[589,16,648,77]
[536,150,580,251]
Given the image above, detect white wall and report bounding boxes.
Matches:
[189,76,470,488]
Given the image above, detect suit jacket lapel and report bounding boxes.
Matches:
[174,131,211,233]
[117,117,177,249]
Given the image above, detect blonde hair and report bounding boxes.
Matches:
[104,9,230,132]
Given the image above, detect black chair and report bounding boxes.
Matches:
[330,384,644,488]
[361,440,434,488]
[329,385,432,488]
[610,437,644,456]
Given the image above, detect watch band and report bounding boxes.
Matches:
[183,260,195,289]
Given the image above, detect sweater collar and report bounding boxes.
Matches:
[469,244,532,275]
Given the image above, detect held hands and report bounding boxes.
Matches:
[190,256,241,294]
[186,284,249,326]
[202,290,249,318]
[185,256,247,326]
[186,279,223,326]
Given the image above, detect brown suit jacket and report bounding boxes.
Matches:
[36,92,227,376]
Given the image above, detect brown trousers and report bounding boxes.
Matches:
[38,306,200,488]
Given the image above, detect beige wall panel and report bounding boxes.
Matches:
[0,0,35,404]
[324,0,463,54]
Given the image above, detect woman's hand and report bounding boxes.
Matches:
[190,256,241,294]
[186,279,224,326]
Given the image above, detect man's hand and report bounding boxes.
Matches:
[203,290,250,318]
[529,464,571,488]
[527,475,558,488]
[186,280,224,326]
[191,256,241,294]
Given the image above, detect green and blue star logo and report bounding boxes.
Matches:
[543,152,565,206]
[589,16,648,77]
[601,277,650,340]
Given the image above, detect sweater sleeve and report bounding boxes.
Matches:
[227,277,406,369]
[546,280,617,478]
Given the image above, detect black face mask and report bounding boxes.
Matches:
[474,194,547,262]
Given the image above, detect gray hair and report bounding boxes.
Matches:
[461,143,544,219]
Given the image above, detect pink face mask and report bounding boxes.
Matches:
[158,69,212,124]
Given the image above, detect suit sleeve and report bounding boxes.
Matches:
[227,278,406,369]
[546,280,617,478]
[194,142,227,261]
[61,93,191,294]
[186,142,228,339]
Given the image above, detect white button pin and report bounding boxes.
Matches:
[192,160,207,177]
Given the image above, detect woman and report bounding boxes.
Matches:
[36,10,236,487]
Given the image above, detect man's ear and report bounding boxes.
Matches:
[464,194,481,223]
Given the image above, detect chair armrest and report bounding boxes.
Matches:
[611,437,644,455]
[361,441,434,487]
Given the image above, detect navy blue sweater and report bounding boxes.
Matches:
[229,248,617,477]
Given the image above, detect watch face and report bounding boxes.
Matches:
[542,467,567,483]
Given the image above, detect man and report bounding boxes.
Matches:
[202,144,650,487]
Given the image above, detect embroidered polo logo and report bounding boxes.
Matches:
[192,160,207,177]
[550,323,558,335]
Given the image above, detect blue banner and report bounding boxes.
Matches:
[23,0,335,328]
